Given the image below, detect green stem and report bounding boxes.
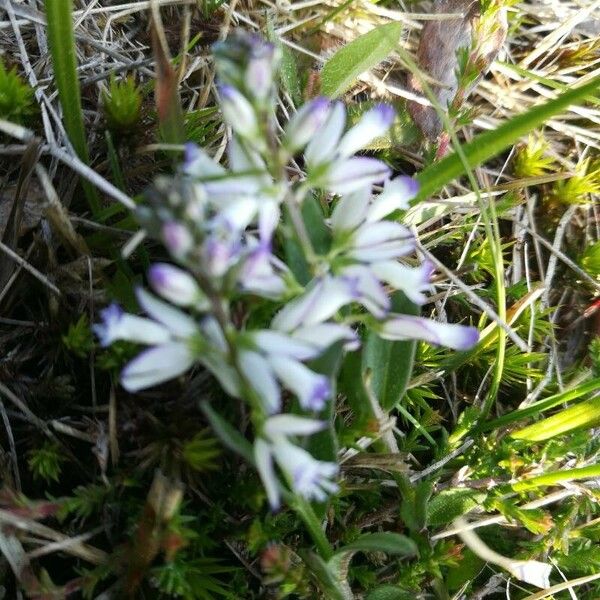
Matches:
[290,496,334,560]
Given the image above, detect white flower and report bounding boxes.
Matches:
[330,186,371,234]
[336,104,395,158]
[254,415,338,509]
[305,104,394,195]
[338,264,390,318]
[272,437,338,502]
[95,290,201,391]
[263,414,326,437]
[379,314,479,350]
[161,221,194,260]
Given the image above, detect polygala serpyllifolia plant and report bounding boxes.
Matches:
[94,32,479,511]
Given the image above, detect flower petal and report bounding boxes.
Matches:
[93,304,171,347]
[136,288,198,338]
[183,143,225,178]
[325,157,391,195]
[305,101,346,167]
[254,439,280,510]
[349,221,414,262]
[337,104,395,158]
[284,97,331,152]
[269,356,331,411]
[263,415,326,438]
[253,330,319,360]
[340,265,390,318]
[292,323,360,352]
[121,342,194,391]
[371,260,434,305]
[366,176,419,222]
[379,315,479,350]
[239,350,281,414]
[272,438,338,502]
[272,277,355,331]
[330,186,371,234]
[218,85,258,139]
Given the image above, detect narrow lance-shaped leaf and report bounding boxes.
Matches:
[321,23,403,98]
[363,291,419,411]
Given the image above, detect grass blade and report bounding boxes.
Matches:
[413,74,600,201]
[45,0,100,214]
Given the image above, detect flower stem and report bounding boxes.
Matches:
[290,495,334,560]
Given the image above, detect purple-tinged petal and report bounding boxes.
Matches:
[284,97,331,152]
[93,304,171,347]
[121,342,194,391]
[162,222,194,260]
[183,143,225,178]
[366,176,419,222]
[305,101,346,168]
[268,356,331,411]
[148,263,208,309]
[349,221,415,262]
[379,314,479,350]
[272,277,355,331]
[337,104,395,158]
[340,265,390,318]
[136,288,198,338]
[325,157,391,195]
[272,438,338,501]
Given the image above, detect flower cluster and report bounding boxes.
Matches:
[95,32,478,509]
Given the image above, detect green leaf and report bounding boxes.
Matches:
[299,551,349,600]
[366,585,414,600]
[427,489,484,527]
[334,532,417,558]
[321,23,402,98]
[307,342,345,463]
[400,480,433,532]
[199,401,254,463]
[413,74,600,202]
[363,292,419,411]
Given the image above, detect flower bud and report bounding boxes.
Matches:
[218,85,258,139]
[284,97,330,152]
[161,222,193,260]
[148,263,208,309]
